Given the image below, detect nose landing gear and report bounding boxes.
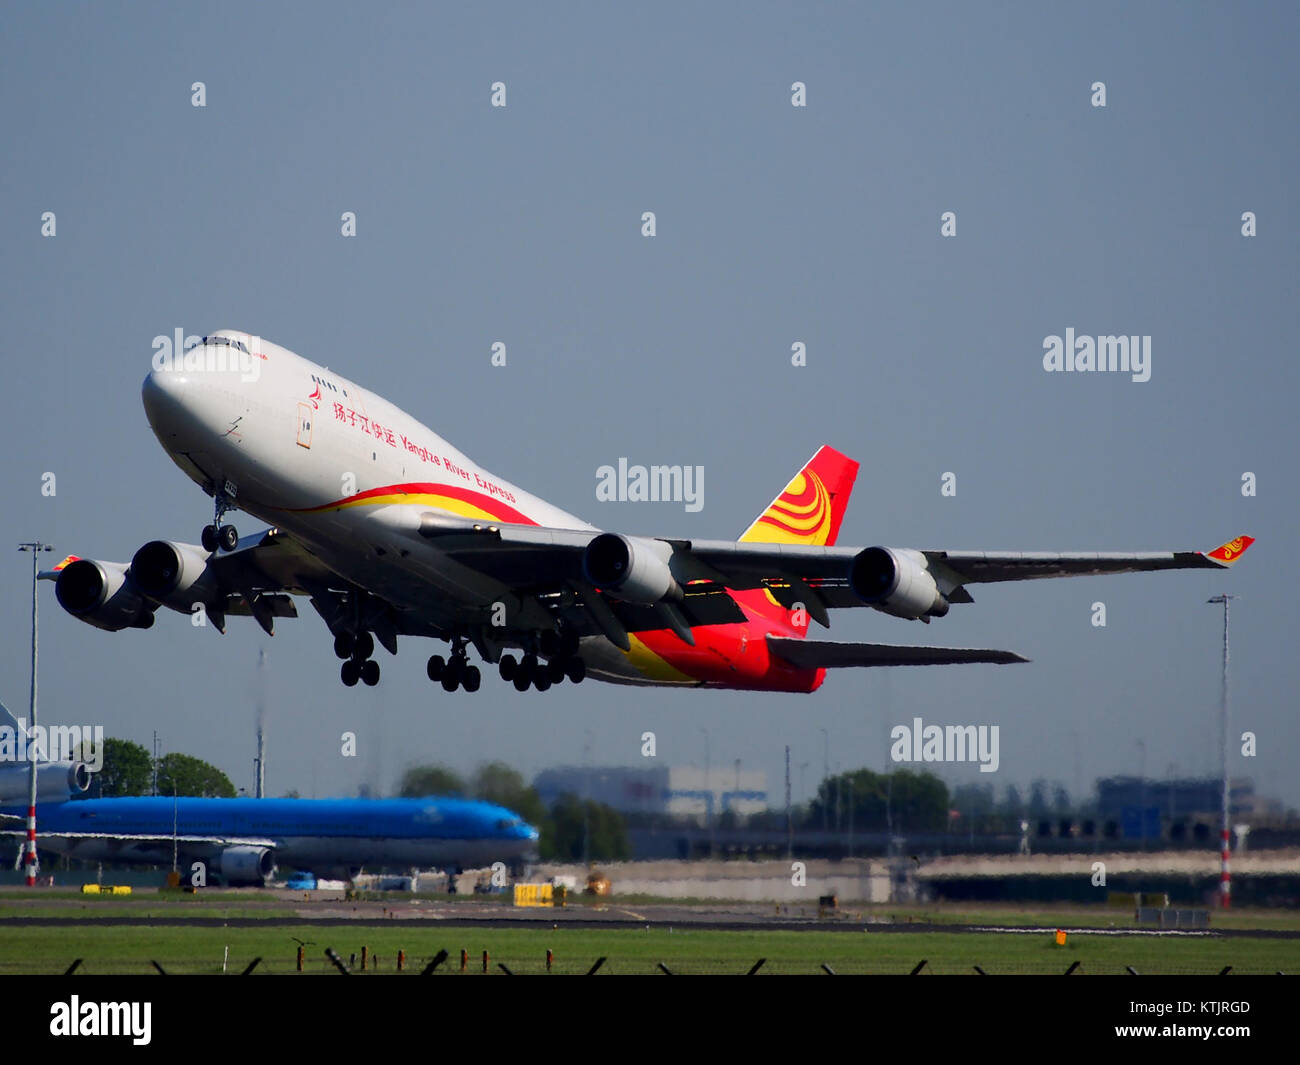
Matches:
[200,489,239,553]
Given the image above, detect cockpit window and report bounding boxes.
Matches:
[496,818,522,830]
[185,335,250,354]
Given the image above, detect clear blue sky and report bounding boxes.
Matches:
[2,2,1296,811]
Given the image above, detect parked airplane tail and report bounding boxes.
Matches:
[737,445,860,547]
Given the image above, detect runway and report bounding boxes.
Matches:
[4,898,1298,937]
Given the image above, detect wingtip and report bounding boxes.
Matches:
[1204,535,1255,567]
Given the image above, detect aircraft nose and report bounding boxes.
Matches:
[141,363,189,424]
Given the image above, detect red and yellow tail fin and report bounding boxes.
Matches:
[738,445,859,546]
[1204,535,1255,567]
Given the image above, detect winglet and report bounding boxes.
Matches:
[38,554,80,581]
[1203,536,1255,567]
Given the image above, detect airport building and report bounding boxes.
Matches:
[533,765,767,820]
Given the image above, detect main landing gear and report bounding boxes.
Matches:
[497,651,585,693]
[200,490,239,553]
[426,638,481,693]
[335,629,380,687]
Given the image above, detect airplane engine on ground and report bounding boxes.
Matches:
[54,559,154,631]
[850,547,950,620]
[0,762,92,804]
[129,540,220,612]
[216,846,276,885]
[583,533,683,605]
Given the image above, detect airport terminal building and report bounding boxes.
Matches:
[534,765,767,820]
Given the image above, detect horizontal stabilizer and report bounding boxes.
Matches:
[767,635,1028,668]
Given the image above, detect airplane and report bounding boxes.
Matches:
[46,329,1254,694]
[1,794,539,885]
[0,701,93,806]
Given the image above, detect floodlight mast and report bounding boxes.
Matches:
[1208,594,1237,909]
[17,541,53,888]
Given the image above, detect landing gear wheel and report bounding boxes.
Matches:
[360,659,380,686]
[340,660,360,687]
[353,631,374,661]
[547,659,566,684]
[201,525,219,553]
[426,654,445,681]
[219,524,239,552]
[334,633,355,660]
[559,630,580,658]
[498,654,517,681]
[441,659,463,692]
[462,665,481,692]
[566,658,586,684]
[534,673,552,692]
[512,671,530,692]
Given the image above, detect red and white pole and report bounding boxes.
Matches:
[25,804,37,888]
[18,541,50,889]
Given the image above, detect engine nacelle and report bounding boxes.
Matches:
[54,559,155,632]
[0,762,92,804]
[216,845,276,885]
[583,533,682,605]
[849,547,950,620]
[130,540,221,612]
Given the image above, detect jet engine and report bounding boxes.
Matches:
[130,540,221,612]
[583,533,682,604]
[0,762,92,804]
[54,559,154,631]
[216,846,276,885]
[849,547,950,620]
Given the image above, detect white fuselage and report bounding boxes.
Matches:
[141,331,662,679]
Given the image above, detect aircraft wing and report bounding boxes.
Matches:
[0,819,276,851]
[767,636,1027,668]
[414,515,1254,631]
[40,528,340,636]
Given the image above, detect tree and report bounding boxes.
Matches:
[397,764,466,797]
[544,793,629,862]
[86,738,152,798]
[470,761,547,826]
[155,752,236,798]
[807,768,949,834]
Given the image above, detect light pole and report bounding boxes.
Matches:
[699,727,712,856]
[819,728,829,832]
[582,729,593,867]
[17,541,53,887]
[1208,594,1237,909]
[1136,738,1147,846]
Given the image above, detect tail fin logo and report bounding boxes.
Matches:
[739,445,859,547]
[1207,535,1255,564]
[753,471,833,544]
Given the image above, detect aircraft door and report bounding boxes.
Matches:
[296,403,313,449]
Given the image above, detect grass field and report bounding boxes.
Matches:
[3,924,1299,975]
[1,891,1298,975]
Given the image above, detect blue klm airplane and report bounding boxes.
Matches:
[4,794,539,884]
[0,704,537,884]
